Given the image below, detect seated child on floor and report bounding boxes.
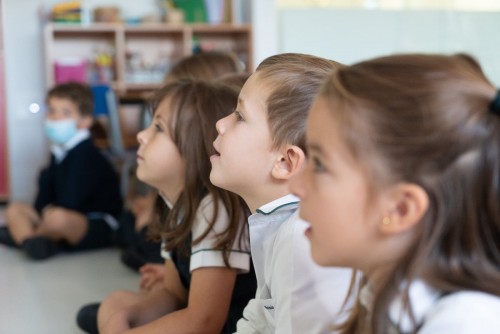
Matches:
[210,53,353,333]
[96,80,256,334]
[0,82,122,260]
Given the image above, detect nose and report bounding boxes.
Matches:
[215,116,228,135]
[137,128,147,145]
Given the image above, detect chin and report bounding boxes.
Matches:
[210,170,229,188]
[209,171,220,187]
[310,247,331,267]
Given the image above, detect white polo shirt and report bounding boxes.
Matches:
[360,280,500,333]
[161,195,251,273]
[236,194,353,334]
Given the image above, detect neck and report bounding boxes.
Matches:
[158,184,183,205]
[243,185,292,213]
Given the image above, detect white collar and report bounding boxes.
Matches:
[255,194,300,215]
[51,129,90,163]
[360,280,441,332]
[158,191,174,209]
[388,280,441,331]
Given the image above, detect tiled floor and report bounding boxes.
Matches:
[0,246,138,333]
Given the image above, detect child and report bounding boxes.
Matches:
[76,51,246,334]
[290,53,500,333]
[209,53,354,333]
[0,82,122,260]
[97,80,256,334]
[122,50,245,272]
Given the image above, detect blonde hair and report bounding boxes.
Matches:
[255,53,342,151]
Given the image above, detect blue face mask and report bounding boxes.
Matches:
[44,119,78,145]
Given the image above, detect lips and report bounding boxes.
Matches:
[212,138,221,156]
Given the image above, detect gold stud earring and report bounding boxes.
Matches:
[382,217,391,225]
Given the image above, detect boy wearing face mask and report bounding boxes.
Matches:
[0,82,122,260]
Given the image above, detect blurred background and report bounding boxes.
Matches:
[1,0,500,204]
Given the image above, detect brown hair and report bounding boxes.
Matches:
[148,80,249,264]
[46,82,94,117]
[320,53,500,333]
[255,53,343,151]
[138,51,245,227]
[216,72,250,91]
[166,51,243,84]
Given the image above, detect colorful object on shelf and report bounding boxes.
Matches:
[93,6,122,23]
[87,47,115,84]
[54,57,87,84]
[173,0,207,23]
[124,50,171,84]
[51,1,82,23]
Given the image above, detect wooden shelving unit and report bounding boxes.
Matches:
[44,22,253,95]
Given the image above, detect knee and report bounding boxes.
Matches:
[41,208,72,232]
[6,202,27,216]
[99,290,131,320]
[102,290,133,310]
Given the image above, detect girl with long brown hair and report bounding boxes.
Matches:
[98,80,256,334]
[291,53,500,333]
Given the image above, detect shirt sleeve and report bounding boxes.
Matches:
[190,196,251,273]
[236,298,275,334]
[418,292,500,334]
[34,159,56,213]
[272,213,354,334]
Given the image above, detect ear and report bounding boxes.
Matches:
[271,145,306,181]
[78,115,93,129]
[378,183,429,236]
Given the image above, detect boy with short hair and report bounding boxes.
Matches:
[210,53,353,333]
[0,82,122,260]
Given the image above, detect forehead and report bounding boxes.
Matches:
[48,96,78,108]
[154,95,174,118]
[47,97,81,116]
[308,97,338,137]
[239,72,269,116]
[307,96,349,156]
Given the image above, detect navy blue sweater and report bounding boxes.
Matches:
[34,139,122,218]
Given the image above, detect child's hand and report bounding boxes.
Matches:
[139,263,165,293]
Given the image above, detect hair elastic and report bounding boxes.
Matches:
[490,89,500,116]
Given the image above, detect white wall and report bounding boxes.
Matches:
[4,0,48,201]
[251,0,278,68]
[279,8,500,85]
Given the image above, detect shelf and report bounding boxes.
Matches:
[44,22,253,94]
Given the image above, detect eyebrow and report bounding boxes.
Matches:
[237,97,245,110]
[308,142,324,155]
[154,114,168,126]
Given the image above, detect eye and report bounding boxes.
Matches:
[154,123,163,132]
[233,110,244,122]
[312,156,326,173]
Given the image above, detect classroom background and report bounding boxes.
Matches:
[2,0,500,202]
[0,0,500,333]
